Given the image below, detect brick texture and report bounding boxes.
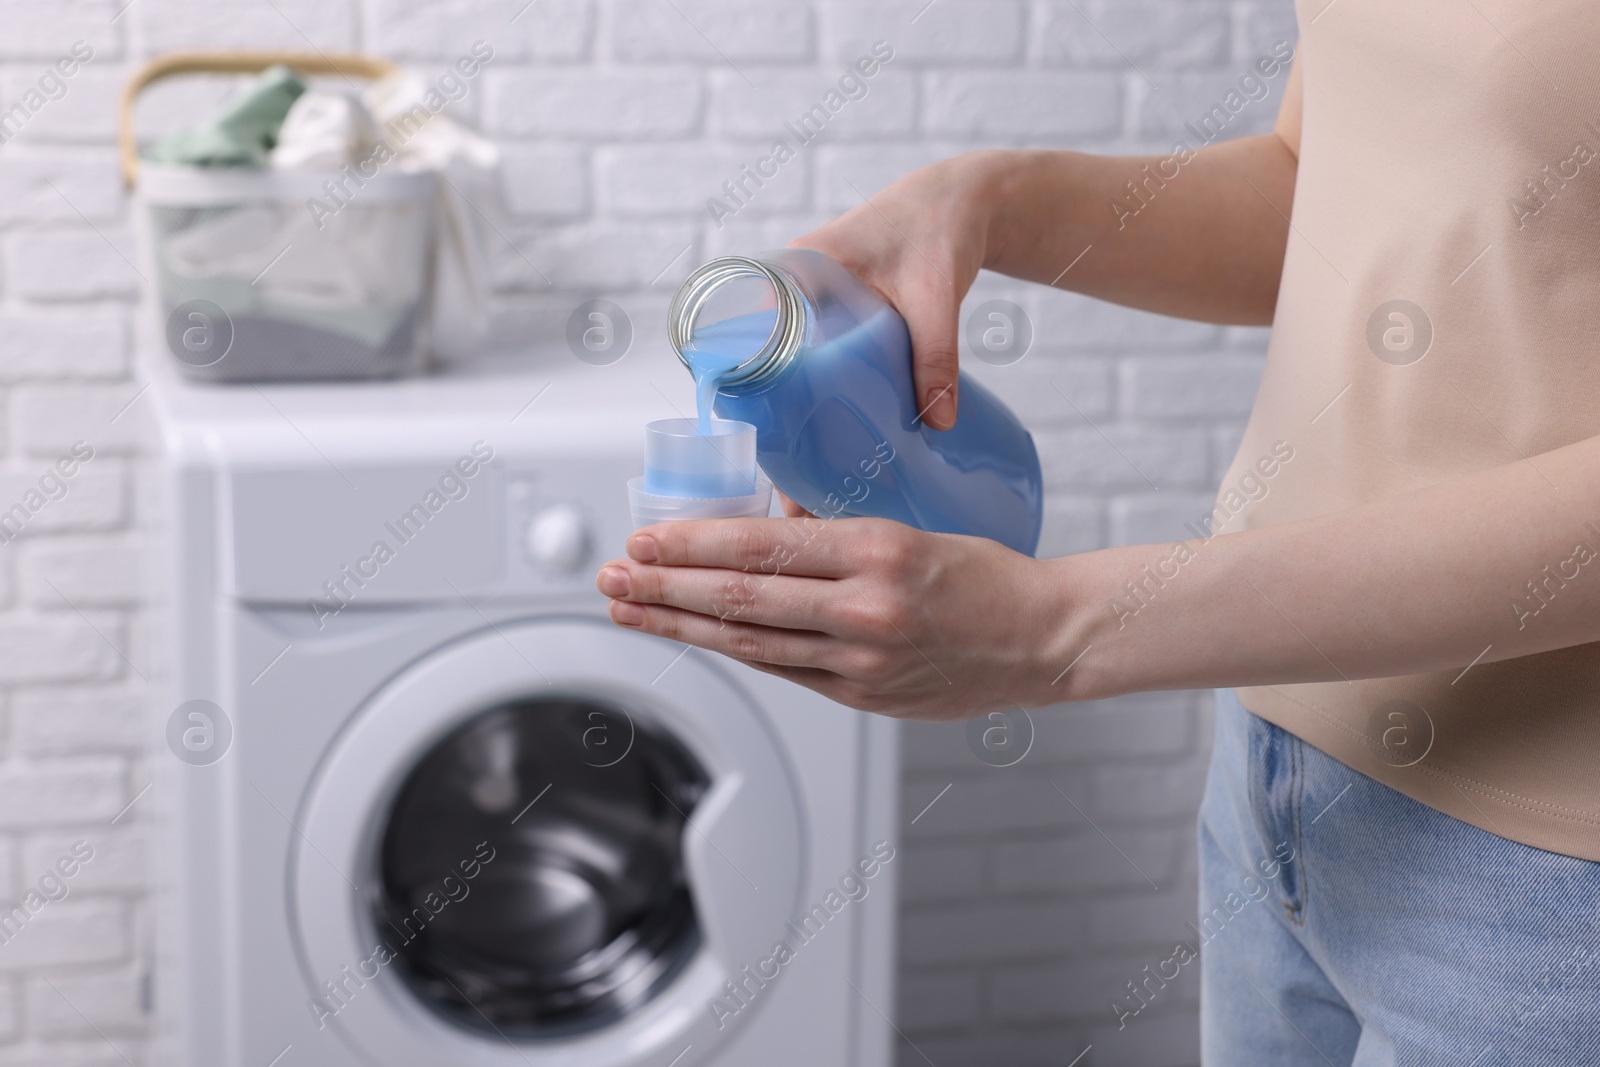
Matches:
[0,0,1293,1063]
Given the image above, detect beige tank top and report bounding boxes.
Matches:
[1217,0,1600,860]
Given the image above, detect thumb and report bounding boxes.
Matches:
[898,280,961,431]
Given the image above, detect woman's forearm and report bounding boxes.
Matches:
[970,136,1298,326]
[1041,433,1600,703]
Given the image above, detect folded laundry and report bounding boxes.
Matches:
[362,72,499,172]
[145,65,305,167]
[269,89,380,171]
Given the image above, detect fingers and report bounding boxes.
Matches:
[898,274,961,431]
[775,490,814,518]
[607,599,835,670]
[792,211,963,431]
[598,560,842,632]
[627,517,870,578]
[735,658,870,707]
[735,657,844,690]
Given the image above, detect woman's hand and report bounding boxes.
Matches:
[788,152,1005,431]
[594,516,1072,721]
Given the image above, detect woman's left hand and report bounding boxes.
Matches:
[594,516,1071,721]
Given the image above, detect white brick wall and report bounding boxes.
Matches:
[0,1,1292,1063]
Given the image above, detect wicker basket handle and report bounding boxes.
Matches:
[118,50,399,189]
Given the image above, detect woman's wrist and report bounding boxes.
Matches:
[963,149,1033,275]
[1015,550,1113,708]
[973,149,1089,279]
[918,149,1036,276]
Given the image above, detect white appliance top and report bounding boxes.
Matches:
[142,340,716,602]
[143,340,699,468]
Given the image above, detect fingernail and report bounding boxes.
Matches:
[610,599,645,626]
[925,388,956,430]
[627,533,658,561]
[596,566,630,598]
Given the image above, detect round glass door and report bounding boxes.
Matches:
[292,618,805,1067]
[371,696,709,1037]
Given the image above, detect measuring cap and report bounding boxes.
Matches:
[628,418,773,526]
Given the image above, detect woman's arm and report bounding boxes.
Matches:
[984,49,1302,325]
[1051,430,1600,702]
[595,423,1600,719]
[801,54,1304,429]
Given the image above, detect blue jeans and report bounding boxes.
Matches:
[1199,688,1600,1065]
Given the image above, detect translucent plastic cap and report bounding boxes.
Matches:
[628,418,773,527]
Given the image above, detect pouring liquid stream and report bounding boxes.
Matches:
[682,309,779,434]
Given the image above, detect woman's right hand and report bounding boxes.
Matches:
[787,151,1003,432]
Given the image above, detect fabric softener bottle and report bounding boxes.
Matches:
[668,249,1043,556]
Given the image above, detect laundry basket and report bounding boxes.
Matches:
[121,52,437,382]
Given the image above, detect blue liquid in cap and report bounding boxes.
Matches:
[640,419,760,498]
[643,308,772,498]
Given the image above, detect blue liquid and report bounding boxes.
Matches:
[682,305,1043,555]
[683,312,775,434]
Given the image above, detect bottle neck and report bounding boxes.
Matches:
[669,256,806,389]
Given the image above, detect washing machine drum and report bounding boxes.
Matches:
[373,697,708,1036]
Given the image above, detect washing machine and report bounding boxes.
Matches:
[143,345,900,1067]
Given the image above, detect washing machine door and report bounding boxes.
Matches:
[291,618,805,1067]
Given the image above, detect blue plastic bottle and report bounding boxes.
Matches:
[668,249,1043,555]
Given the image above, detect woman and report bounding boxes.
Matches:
[596,4,1600,1061]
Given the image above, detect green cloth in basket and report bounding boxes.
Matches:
[144,64,306,168]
